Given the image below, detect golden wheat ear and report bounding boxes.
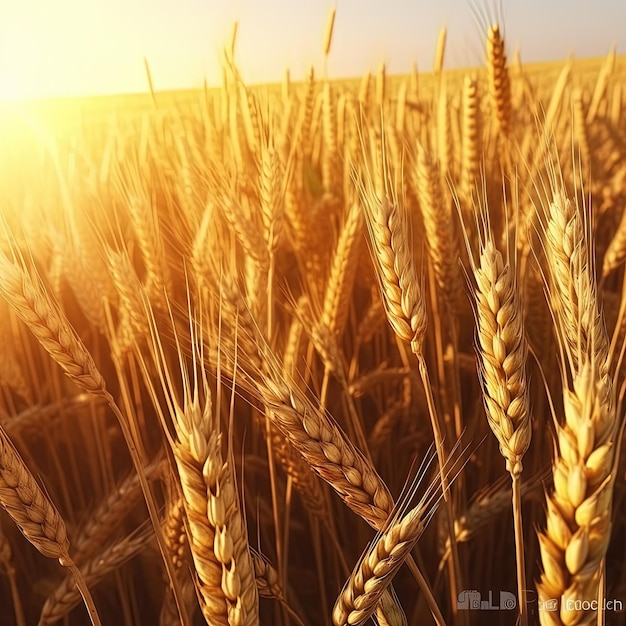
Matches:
[473,236,531,478]
[0,426,102,626]
[486,24,512,138]
[412,143,462,312]
[141,291,260,626]
[38,527,153,626]
[473,233,532,626]
[0,250,106,396]
[532,169,618,623]
[333,439,468,626]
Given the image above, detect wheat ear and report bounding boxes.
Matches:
[432,26,447,74]
[356,164,426,354]
[460,75,481,200]
[538,186,618,624]
[146,303,259,626]
[356,128,459,611]
[73,458,164,563]
[572,89,590,169]
[474,237,531,476]
[0,426,101,626]
[204,433,260,626]
[244,352,444,624]
[252,365,394,529]
[250,549,307,626]
[126,192,172,299]
[259,143,285,255]
[0,251,106,395]
[375,588,408,626]
[601,203,626,278]
[332,450,451,626]
[544,190,608,373]
[537,360,617,625]
[486,24,511,137]
[473,235,531,626]
[414,144,462,310]
[0,249,181,610]
[38,528,152,625]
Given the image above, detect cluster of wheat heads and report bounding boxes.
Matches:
[0,11,625,626]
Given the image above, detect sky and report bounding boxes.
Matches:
[0,0,623,100]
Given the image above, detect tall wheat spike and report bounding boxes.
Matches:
[486,24,511,137]
[0,426,102,626]
[332,451,447,626]
[472,232,531,626]
[460,75,481,200]
[145,302,260,626]
[433,27,447,74]
[414,144,462,310]
[0,251,106,395]
[537,185,618,625]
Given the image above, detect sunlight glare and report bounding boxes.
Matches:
[0,70,22,102]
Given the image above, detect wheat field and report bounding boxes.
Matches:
[0,14,625,626]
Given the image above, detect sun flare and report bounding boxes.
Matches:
[0,71,24,102]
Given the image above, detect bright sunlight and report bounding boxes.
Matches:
[1,0,624,101]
